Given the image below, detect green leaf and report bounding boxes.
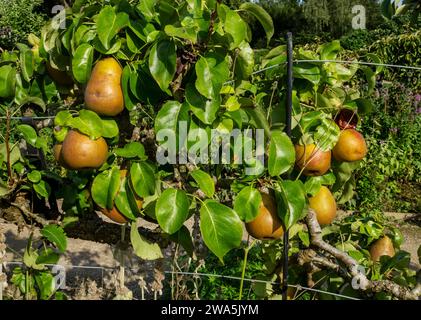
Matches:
[130,161,156,198]
[0,180,11,197]
[244,106,271,139]
[337,176,356,205]
[115,142,147,159]
[190,169,215,198]
[275,180,307,230]
[390,228,404,248]
[185,83,220,125]
[130,221,163,260]
[195,52,230,99]
[40,225,67,253]
[17,124,38,147]
[97,6,129,50]
[0,65,16,98]
[91,167,121,210]
[313,118,340,152]
[304,173,336,196]
[0,143,21,166]
[129,66,143,100]
[54,111,73,126]
[233,187,262,223]
[154,100,189,154]
[218,4,248,49]
[20,48,34,82]
[298,231,310,247]
[72,43,93,84]
[354,98,374,115]
[199,200,243,263]
[332,161,360,193]
[164,23,197,43]
[148,40,176,94]
[136,0,156,21]
[155,189,190,235]
[68,110,103,139]
[23,246,44,270]
[114,176,141,220]
[225,96,241,112]
[293,63,321,85]
[36,248,60,265]
[121,65,137,111]
[239,2,274,45]
[126,29,144,54]
[169,225,194,257]
[319,40,341,60]
[235,41,254,80]
[92,37,122,55]
[380,251,410,274]
[33,180,51,199]
[300,111,324,133]
[28,170,42,183]
[34,272,55,300]
[268,131,295,177]
[101,119,119,138]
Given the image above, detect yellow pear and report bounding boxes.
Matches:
[309,186,337,225]
[61,130,108,170]
[370,236,395,262]
[84,57,124,116]
[333,129,367,162]
[246,193,284,240]
[295,144,331,176]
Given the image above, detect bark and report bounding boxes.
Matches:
[303,209,421,300]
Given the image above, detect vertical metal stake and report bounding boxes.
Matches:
[282,31,294,300]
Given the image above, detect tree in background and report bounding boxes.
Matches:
[302,0,331,34]
[224,0,384,46]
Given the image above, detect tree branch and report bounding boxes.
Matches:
[10,202,55,227]
[305,209,421,300]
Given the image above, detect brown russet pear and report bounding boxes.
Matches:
[84,57,124,116]
[309,186,337,225]
[295,144,331,176]
[246,192,284,240]
[334,108,359,130]
[333,129,367,162]
[100,170,143,224]
[61,130,108,170]
[370,236,395,262]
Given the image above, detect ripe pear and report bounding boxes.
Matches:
[84,57,124,116]
[61,130,108,170]
[100,170,143,224]
[308,186,337,225]
[333,129,367,162]
[295,144,331,176]
[246,192,284,240]
[370,236,395,262]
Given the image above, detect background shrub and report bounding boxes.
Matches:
[0,0,48,49]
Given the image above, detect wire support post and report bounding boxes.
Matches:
[282,31,294,301]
